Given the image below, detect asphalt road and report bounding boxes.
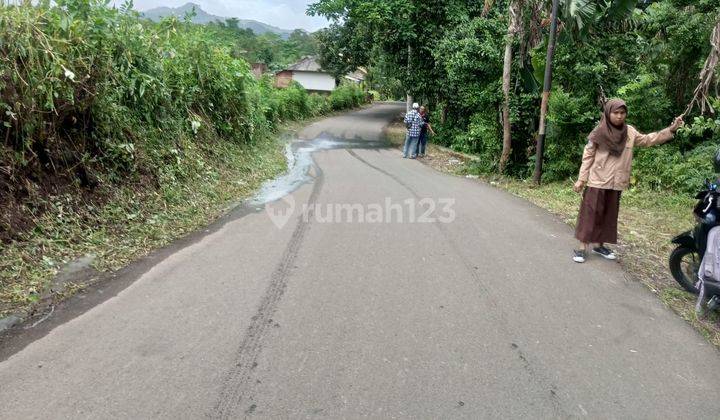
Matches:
[1,102,720,419]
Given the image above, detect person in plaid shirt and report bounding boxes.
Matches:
[403,103,424,159]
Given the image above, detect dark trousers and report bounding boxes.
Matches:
[416,131,428,155]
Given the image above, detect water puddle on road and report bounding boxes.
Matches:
[250,133,389,205]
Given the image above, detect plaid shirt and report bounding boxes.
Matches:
[404,110,424,137]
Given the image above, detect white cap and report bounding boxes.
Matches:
[412,102,419,109]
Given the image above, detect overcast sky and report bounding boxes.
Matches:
[131,0,329,31]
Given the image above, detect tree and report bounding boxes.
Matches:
[225,17,240,30]
[533,0,560,184]
[500,1,523,173]
[308,0,479,106]
[533,0,643,183]
[314,22,371,78]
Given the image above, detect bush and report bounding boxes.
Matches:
[542,87,597,182]
[452,112,502,172]
[328,83,366,110]
[632,143,714,194]
[0,0,367,221]
[307,93,330,116]
[0,1,264,181]
[617,73,673,133]
[633,116,720,194]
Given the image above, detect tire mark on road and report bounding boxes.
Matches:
[346,149,418,197]
[346,148,568,417]
[511,342,563,415]
[211,163,324,419]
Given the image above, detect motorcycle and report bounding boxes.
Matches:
[669,150,720,295]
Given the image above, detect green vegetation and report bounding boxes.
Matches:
[206,20,319,71]
[0,0,367,317]
[310,0,720,192]
[0,134,287,317]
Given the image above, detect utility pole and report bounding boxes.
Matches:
[532,0,560,185]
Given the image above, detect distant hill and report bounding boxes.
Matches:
[140,3,294,38]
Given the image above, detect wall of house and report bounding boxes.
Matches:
[274,71,293,88]
[292,71,337,92]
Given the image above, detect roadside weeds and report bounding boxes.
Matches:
[0,116,332,327]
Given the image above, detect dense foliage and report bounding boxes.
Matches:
[206,19,319,71]
[310,0,720,193]
[0,0,366,240]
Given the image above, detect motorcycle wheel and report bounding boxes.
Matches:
[669,246,701,294]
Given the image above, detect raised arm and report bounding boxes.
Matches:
[633,127,674,147]
[634,116,684,147]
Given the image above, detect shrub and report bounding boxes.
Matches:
[0,0,367,222]
[453,112,502,173]
[617,73,673,133]
[307,93,330,116]
[328,83,366,110]
[633,116,720,194]
[542,87,597,182]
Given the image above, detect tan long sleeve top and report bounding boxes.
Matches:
[578,125,675,191]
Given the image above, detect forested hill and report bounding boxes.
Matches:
[141,2,294,38]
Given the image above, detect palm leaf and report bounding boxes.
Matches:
[604,0,637,20]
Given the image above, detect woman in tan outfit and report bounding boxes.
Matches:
[572,99,684,263]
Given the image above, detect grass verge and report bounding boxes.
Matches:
[386,121,720,346]
[0,119,325,320]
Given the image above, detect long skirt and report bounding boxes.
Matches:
[575,187,621,244]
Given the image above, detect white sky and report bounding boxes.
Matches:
[130,0,329,31]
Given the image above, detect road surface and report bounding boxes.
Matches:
[1,102,719,419]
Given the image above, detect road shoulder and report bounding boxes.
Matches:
[384,120,720,346]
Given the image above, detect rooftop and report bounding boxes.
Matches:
[286,56,324,72]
